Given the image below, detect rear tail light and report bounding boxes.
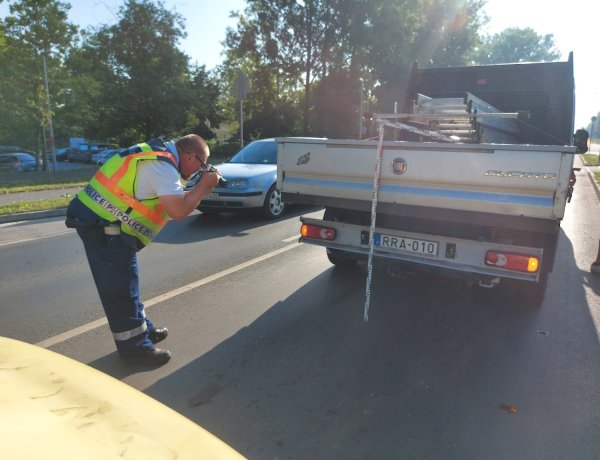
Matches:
[301,223,336,241]
[485,250,539,273]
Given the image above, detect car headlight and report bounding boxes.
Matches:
[227,179,249,190]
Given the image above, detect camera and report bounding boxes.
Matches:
[184,167,227,191]
[205,164,228,187]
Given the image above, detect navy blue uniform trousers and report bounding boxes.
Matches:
[76,226,154,353]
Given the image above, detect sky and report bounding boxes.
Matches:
[1,0,597,128]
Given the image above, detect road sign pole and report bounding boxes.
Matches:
[240,98,244,148]
[233,72,250,149]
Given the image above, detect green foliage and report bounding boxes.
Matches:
[89,0,193,141]
[184,65,224,140]
[0,196,72,215]
[313,69,359,138]
[582,153,599,167]
[474,27,561,64]
[0,0,76,150]
[3,0,76,54]
[221,0,488,138]
[209,142,241,160]
[0,0,565,148]
[0,164,94,191]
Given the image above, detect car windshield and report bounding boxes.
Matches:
[228,141,276,164]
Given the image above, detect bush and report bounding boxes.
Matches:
[209,142,241,162]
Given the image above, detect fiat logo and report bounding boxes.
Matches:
[391,157,407,175]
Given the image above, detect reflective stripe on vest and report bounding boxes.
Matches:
[76,146,178,247]
[82,185,156,239]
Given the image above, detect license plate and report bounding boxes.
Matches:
[206,192,219,200]
[374,233,438,257]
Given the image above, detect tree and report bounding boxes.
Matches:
[223,0,334,136]
[222,0,488,139]
[0,0,76,155]
[68,0,220,145]
[474,27,561,64]
[362,0,487,114]
[184,65,224,140]
[89,0,191,141]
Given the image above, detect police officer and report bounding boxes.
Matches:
[66,134,220,366]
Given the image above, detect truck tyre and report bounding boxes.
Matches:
[326,247,358,267]
[322,207,359,267]
[262,184,286,219]
[507,272,548,308]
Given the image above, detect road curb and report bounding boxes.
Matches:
[0,208,66,224]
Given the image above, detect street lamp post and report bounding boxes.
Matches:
[42,53,56,172]
[233,72,250,149]
[358,79,364,140]
[592,116,598,154]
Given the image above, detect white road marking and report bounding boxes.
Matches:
[282,235,299,243]
[0,230,71,247]
[35,242,302,349]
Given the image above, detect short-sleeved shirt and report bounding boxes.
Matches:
[135,160,184,200]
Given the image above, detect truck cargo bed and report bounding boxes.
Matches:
[277,138,575,226]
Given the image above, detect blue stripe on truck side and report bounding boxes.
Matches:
[284,176,554,208]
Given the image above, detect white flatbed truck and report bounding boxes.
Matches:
[277,54,586,307]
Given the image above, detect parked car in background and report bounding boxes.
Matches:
[68,143,118,163]
[0,152,36,172]
[53,147,70,162]
[65,147,80,162]
[94,148,124,166]
[195,138,287,219]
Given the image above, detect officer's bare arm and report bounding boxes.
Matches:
[159,172,219,220]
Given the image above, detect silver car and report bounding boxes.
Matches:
[0,152,36,172]
[196,139,286,219]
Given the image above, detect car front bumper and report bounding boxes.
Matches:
[198,189,265,211]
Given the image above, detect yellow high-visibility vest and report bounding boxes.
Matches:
[76,142,178,247]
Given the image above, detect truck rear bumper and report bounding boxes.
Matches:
[300,216,544,283]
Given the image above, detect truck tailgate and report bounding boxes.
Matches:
[277,138,575,220]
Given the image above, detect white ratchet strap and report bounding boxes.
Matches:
[363,123,386,322]
[104,224,121,235]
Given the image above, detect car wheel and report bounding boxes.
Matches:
[262,184,286,219]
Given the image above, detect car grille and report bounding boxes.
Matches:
[201,200,244,208]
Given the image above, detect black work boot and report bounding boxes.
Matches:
[148,327,168,344]
[119,347,172,366]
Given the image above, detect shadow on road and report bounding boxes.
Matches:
[154,204,319,246]
[87,226,600,459]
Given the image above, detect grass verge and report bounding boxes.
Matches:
[0,196,73,216]
[582,153,599,166]
[0,166,95,194]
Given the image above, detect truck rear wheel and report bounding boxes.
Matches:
[326,248,358,267]
[506,272,548,308]
[322,207,359,267]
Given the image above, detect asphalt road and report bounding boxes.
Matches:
[1,165,600,459]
